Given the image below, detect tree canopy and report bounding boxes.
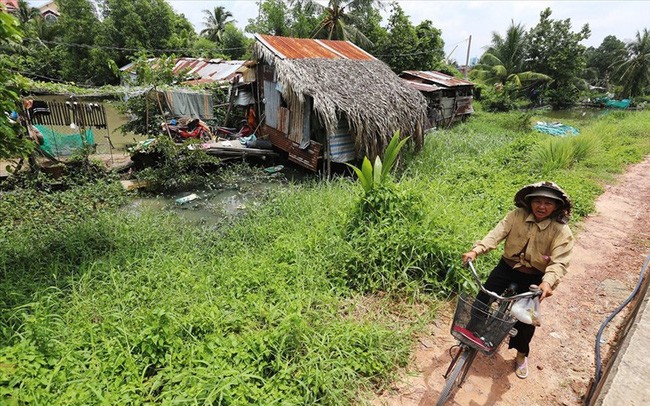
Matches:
[471,21,550,88]
[5,0,648,104]
[614,29,650,98]
[585,35,627,89]
[525,8,591,108]
[200,6,234,43]
[0,8,34,160]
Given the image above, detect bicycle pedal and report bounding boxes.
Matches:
[508,328,518,337]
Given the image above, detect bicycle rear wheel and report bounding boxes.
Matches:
[436,346,477,406]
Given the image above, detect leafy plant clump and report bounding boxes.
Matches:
[1,145,117,193]
[131,137,221,192]
[343,133,440,294]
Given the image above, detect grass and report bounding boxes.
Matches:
[1,109,649,404]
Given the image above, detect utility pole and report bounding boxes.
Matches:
[464,35,472,79]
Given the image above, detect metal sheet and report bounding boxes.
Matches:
[256,34,374,60]
[121,58,247,84]
[329,119,355,163]
[402,80,442,93]
[402,70,474,88]
[263,80,281,129]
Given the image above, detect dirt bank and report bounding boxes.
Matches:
[373,155,650,405]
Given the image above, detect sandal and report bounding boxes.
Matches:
[515,356,529,379]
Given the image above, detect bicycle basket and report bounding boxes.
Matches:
[450,293,517,355]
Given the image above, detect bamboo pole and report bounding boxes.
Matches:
[154,86,173,140]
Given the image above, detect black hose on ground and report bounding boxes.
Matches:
[585,254,650,405]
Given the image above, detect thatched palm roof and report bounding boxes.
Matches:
[255,44,428,161]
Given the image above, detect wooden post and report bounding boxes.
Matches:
[326,133,331,179]
[145,95,149,137]
[154,86,173,140]
[102,104,114,164]
[223,85,236,127]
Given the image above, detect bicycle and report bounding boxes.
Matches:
[436,259,541,405]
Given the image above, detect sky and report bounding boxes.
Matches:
[165,0,648,62]
[29,0,649,62]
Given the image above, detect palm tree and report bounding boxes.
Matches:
[471,21,551,87]
[29,15,61,44]
[17,0,40,24]
[614,28,650,98]
[200,6,235,43]
[307,0,379,46]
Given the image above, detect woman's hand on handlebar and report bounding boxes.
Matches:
[461,250,478,265]
[538,281,553,302]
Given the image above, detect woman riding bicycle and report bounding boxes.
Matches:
[461,181,574,379]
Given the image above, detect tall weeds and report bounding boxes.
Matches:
[1,109,649,404]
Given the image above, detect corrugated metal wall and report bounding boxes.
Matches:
[264,80,281,129]
[329,119,355,163]
[440,97,455,120]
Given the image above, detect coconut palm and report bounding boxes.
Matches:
[306,0,379,47]
[614,28,650,98]
[472,21,551,87]
[29,14,61,44]
[17,0,40,24]
[200,6,235,43]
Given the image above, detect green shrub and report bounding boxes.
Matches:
[480,84,518,112]
[571,134,600,163]
[133,137,220,192]
[532,138,573,172]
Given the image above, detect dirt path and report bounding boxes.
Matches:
[373,155,650,406]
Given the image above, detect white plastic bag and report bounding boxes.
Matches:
[510,296,542,326]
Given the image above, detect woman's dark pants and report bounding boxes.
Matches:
[474,258,543,356]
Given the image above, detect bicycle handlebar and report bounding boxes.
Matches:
[466,259,541,302]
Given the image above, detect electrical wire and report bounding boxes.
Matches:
[8,69,90,87]
[585,254,650,404]
[23,38,450,59]
[23,38,250,53]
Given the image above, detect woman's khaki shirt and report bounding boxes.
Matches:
[471,207,574,288]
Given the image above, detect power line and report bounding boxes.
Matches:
[375,50,433,58]
[25,37,444,59]
[9,69,98,88]
[24,38,250,53]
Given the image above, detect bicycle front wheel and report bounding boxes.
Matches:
[436,346,476,406]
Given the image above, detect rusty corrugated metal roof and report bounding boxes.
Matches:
[173,58,246,82]
[120,58,248,83]
[401,79,442,93]
[255,34,375,60]
[1,0,18,11]
[402,70,474,88]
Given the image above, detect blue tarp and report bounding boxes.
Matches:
[533,122,580,137]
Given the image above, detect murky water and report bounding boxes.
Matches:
[540,108,610,122]
[125,181,282,228]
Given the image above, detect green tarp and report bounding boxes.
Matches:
[35,125,95,157]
